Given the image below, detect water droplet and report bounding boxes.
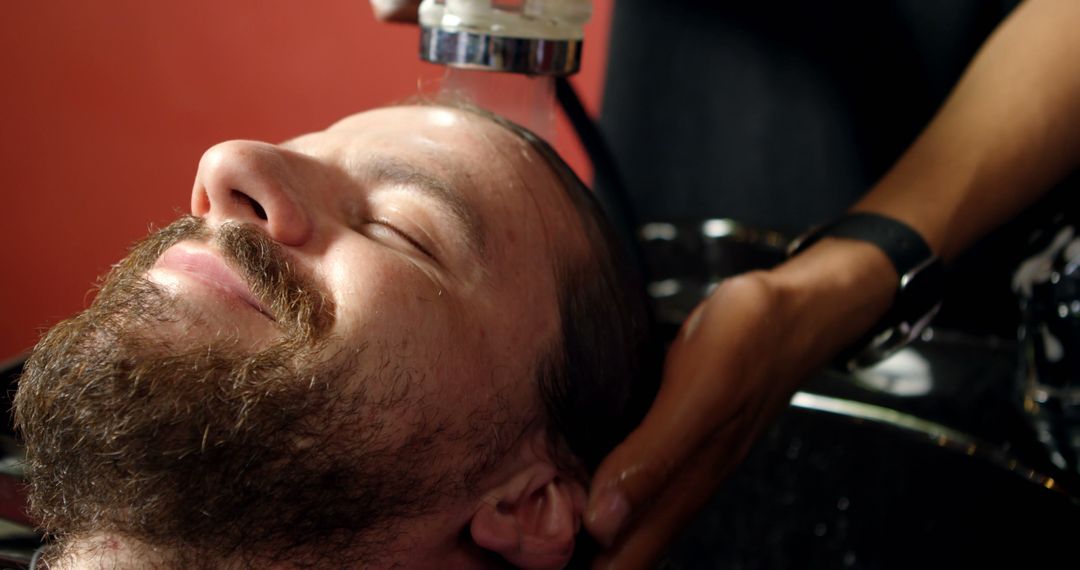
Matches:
[843,552,856,566]
[837,497,850,511]
[813,523,827,537]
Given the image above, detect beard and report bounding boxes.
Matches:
[14,217,475,568]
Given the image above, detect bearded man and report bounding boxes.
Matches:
[15,104,654,570]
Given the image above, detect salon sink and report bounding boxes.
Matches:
[662,334,1080,569]
[638,219,1080,568]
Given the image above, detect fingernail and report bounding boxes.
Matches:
[588,490,630,547]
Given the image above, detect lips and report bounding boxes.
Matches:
[151,243,274,321]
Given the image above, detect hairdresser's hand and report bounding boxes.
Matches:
[370,0,421,23]
[584,239,897,570]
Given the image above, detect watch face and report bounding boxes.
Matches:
[843,258,944,372]
[899,258,946,321]
[854,303,942,366]
[792,214,944,372]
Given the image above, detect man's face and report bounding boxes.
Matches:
[15,106,586,565]
[181,105,582,443]
[183,105,579,397]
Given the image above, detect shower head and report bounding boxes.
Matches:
[418,0,591,76]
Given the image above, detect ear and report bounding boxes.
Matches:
[470,461,587,570]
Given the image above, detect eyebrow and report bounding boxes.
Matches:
[367,158,487,260]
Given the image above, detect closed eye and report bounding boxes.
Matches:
[367,218,436,260]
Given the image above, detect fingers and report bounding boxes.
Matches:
[583,393,698,547]
[584,298,740,548]
[586,382,790,569]
[583,350,731,548]
[584,277,786,563]
[582,423,685,546]
[369,0,421,23]
[590,419,754,570]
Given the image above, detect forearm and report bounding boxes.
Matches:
[763,0,1080,364]
[855,0,1080,261]
[584,3,1080,561]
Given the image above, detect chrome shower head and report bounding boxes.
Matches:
[418,0,591,76]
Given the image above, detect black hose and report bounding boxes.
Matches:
[554,77,649,284]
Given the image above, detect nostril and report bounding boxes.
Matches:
[231,189,268,221]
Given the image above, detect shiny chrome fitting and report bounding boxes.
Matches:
[420,26,582,76]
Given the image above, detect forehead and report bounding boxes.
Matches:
[311,106,546,186]
[288,106,568,212]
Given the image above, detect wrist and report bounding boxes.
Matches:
[769,237,898,356]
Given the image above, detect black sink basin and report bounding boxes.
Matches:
[663,335,1080,569]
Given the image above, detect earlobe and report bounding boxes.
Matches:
[470,463,585,570]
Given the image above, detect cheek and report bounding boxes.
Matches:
[314,237,482,374]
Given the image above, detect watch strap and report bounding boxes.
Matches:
[787,212,934,279]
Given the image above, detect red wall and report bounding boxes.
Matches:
[0,0,612,360]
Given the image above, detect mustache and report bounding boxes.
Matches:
[103,215,335,341]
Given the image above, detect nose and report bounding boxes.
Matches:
[191,140,313,246]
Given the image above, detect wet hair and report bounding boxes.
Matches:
[440,102,661,475]
[530,135,660,475]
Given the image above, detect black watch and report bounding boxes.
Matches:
[787,212,945,372]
